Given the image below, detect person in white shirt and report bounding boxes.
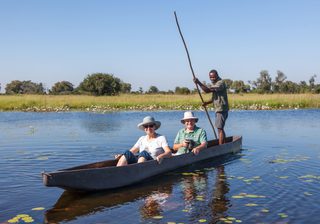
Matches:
[116,116,172,166]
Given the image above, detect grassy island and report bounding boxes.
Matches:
[0,94,319,112]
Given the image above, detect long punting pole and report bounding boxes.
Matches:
[174,11,217,139]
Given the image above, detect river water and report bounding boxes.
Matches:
[0,110,319,224]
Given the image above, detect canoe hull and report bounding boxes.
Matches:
[42,136,242,191]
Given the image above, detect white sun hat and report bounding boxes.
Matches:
[180,111,199,124]
[137,116,161,130]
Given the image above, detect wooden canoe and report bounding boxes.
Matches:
[42,135,242,191]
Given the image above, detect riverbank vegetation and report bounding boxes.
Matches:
[1,71,320,96]
[0,93,319,112]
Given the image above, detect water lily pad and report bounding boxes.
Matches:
[8,218,19,223]
[204,167,215,171]
[226,217,236,220]
[246,194,261,198]
[278,213,288,218]
[182,172,198,176]
[153,216,163,219]
[232,195,244,199]
[31,207,45,211]
[245,203,258,207]
[196,196,205,201]
[22,217,34,223]
[16,214,29,218]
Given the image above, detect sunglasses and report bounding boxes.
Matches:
[143,124,155,128]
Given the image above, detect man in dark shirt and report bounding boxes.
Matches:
[194,69,229,144]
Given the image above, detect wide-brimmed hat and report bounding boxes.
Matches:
[137,116,161,130]
[181,111,198,124]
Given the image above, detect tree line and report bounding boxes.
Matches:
[0,71,319,95]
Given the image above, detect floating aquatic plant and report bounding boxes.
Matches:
[152,215,163,219]
[31,207,45,211]
[7,214,34,223]
[245,203,258,207]
[278,213,288,218]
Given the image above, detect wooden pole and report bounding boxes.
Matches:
[174,11,217,139]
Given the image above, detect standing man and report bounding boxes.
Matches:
[194,69,229,144]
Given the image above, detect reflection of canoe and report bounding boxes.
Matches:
[45,155,240,224]
[42,136,242,191]
[45,174,176,223]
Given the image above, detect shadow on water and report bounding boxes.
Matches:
[44,152,243,224]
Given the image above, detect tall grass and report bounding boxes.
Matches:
[0,94,319,111]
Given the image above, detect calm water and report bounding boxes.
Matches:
[0,110,319,224]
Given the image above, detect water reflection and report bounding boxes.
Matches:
[179,164,231,223]
[44,174,175,224]
[80,113,120,133]
[45,154,240,224]
[210,166,230,223]
[140,191,171,219]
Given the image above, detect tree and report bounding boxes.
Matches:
[273,70,287,93]
[309,75,317,92]
[231,80,248,93]
[147,86,159,94]
[120,82,131,93]
[223,79,233,89]
[299,81,308,93]
[5,80,23,94]
[78,73,121,96]
[5,80,45,94]
[280,81,300,93]
[251,70,272,93]
[175,86,191,94]
[50,81,74,95]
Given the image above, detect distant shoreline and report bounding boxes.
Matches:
[0,93,319,112]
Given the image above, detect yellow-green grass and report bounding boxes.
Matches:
[229,93,320,110]
[0,94,319,112]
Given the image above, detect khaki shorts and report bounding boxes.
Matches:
[215,111,228,129]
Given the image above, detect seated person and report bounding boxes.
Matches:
[116,116,172,166]
[173,111,207,155]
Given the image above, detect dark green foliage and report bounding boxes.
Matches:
[230,80,249,93]
[175,86,191,94]
[272,70,287,93]
[254,70,272,93]
[78,73,121,96]
[120,82,131,93]
[5,80,45,94]
[224,79,233,89]
[147,86,159,94]
[50,81,74,95]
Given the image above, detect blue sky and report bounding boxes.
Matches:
[0,0,319,92]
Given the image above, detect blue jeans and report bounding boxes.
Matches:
[123,150,153,164]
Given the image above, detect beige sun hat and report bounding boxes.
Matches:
[137,116,161,130]
[181,111,199,124]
